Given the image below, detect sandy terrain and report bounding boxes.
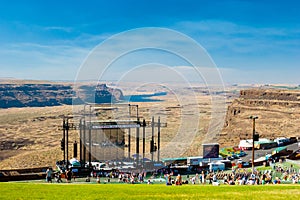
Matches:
[5,82,299,170]
[0,83,232,169]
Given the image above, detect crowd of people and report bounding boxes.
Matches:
[45,162,300,185]
[275,164,300,184]
[45,167,74,183]
[184,164,300,185]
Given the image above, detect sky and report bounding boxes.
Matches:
[0,0,299,84]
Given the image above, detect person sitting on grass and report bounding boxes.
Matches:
[223,175,228,185]
[175,174,182,185]
[273,177,281,184]
[96,175,101,184]
[191,176,196,185]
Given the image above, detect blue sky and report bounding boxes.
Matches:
[0,0,299,84]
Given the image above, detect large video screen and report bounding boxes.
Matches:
[203,143,219,158]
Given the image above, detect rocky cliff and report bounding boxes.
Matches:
[0,83,124,108]
[220,88,300,147]
[76,84,124,104]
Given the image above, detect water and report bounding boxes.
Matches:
[123,92,167,102]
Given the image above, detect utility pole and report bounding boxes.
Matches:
[62,118,66,167]
[83,104,89,166]
[79,118,82,162]
[136,118,140,167]
[88,105,92,168]
[83,117,86,165]
[151,116,154,162]
[142,119,146,167]
[128,104,139,161]
[157,117,160,162]
[128,105,131,159]
[66,117,69,168]
[250,115,258,174]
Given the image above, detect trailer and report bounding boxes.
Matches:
[187,156,222,166]
[208,162,225,172]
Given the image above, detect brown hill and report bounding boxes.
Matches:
[0,84,223,169]
[2,84,300,170]
[220,88,300,147]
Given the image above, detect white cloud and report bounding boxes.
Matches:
[43,26,73,33]
[174,20,300,55]
[73,28,226,87]
[0,42,90,80]
[1,22,299,84]
[176,20,300,37]
[170,20,300,84]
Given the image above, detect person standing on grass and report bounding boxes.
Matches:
[195,173,199,184]
[66,168,72,183]
[201,171,206,184]
[46,167,53,183]
[212,173,217,183]
[165,173,172,185]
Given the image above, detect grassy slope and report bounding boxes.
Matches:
[1,183,300,200]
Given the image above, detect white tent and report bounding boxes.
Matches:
[69,158,80,167]
[238,140,253,150]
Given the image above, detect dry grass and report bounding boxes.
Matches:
[5,82,300,170]
[0,106,73,169]
[0,84,227,169]
[220,96,300,146]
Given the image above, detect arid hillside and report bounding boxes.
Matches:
[0,82,233,169]
[220,88,300,147]
[0,106,73,169]
[4,83,299,170]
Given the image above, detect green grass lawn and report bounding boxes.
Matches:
[1,182,300,200]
